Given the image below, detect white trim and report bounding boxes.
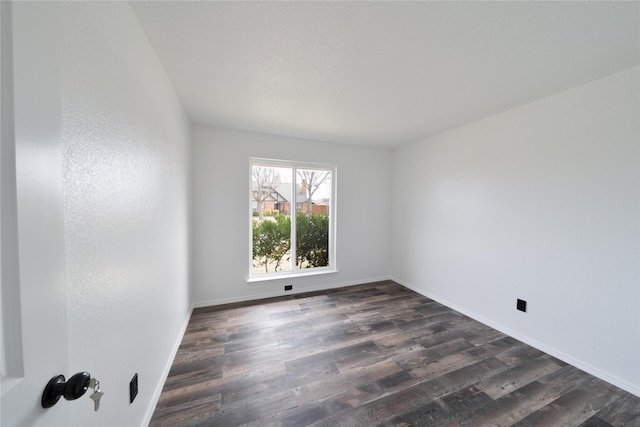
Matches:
[248,158,337,280]
[193,275,392,308]
[0,377,22,397]
[391,276,640,398]
[247,267,337,283]
[142,306,194,427]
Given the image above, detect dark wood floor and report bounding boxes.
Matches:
[150,281,640,426]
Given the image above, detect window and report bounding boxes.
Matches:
[250,158,336,279]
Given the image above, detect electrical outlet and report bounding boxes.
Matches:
[284,285,293,291]
[130,373,138,404]
[517,299,527,312]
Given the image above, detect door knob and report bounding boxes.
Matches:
[41,372,91,408]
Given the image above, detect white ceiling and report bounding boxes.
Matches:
[130,1,640,148]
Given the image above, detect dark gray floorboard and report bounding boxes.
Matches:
[150,281,640,427]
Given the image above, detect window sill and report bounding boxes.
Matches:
[247,268,337,283]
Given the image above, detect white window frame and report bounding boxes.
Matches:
[248,158,337,282]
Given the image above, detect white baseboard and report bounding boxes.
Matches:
[141,306,194,427]
[192,275,392,308]
[391,276,640,398]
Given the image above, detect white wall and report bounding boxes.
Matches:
[8,2,191,426]
[191,126,391,305]
[391,67,640,396]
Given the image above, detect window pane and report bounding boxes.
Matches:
[251,165,293,275]
[250,159,335,279]
[295,168,331,270]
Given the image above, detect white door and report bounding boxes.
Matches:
[2,2,71,426]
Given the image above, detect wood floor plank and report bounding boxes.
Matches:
[593,392,640,426]
[477,354,564,399]
[512,387,617,427]
[149,281,640,427]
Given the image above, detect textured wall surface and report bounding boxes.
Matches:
[191,126,392,305]
[60,3,191,425]
[391,67,640,396]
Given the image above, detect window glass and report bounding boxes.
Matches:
[250,160,334,278]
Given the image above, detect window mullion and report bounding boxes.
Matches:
[290,166,297,271]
